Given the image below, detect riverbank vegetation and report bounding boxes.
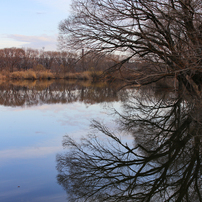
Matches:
[2,0,202,96]
[59,0,202,97]
[2,69,103,81]
[0,47,105,81]
[0,47,142,82]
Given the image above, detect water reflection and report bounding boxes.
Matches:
[0,80,127,202]
[0,80,126,107]
[56,89,202,201]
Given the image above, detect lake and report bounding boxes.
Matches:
[0,80,128,202]
[0,80,201,202]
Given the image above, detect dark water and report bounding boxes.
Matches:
[0,80,201,202]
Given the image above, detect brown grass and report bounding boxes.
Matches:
[9,70,37,80]
[64,71,93,80]
[36,71,55,80]
[0,70,104,81]
[8,70,55,80]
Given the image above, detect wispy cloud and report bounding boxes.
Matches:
[7,34,57,50]
[36,11,46,15]
[0,40,29,49]
[8,34,54,42]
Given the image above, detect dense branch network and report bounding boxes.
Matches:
[56,90,202,201]
[59,0,202,95]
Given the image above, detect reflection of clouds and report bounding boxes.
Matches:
[3,99,119,115]
[0,191,66,202]
[58,105,113,127]
[0,180,66,202]
[8,103,84,112]
[0,146,62,160]
[0,187,32,198]
[8,102,110,121]
[29,193,67,202]
[35,131,44,134]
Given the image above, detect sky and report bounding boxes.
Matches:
[0,0,71,51]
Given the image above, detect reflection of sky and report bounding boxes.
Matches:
[0,101,120,202]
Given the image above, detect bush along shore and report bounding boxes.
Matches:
[0,70,104,82]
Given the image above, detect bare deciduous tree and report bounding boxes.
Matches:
[59,0,202,96]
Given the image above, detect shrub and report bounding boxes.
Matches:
[24,70,37,80]
[9,70,36,80]
[36,71,54,80]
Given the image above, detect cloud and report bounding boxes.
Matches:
[0,40,29,49]
[36,11,46,15]
[8,34,54,42]
[6,34,57,50]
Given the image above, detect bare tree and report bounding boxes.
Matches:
[59,0,202,96]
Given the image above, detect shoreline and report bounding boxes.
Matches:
[0,70,104,82]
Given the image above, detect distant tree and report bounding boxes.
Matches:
[59,0,202,96]
[33,64,46,72]
[0,48,25,72]
[23,48,39,70]
[0,49,6,71]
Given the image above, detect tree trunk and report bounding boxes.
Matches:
[177,72,201,98]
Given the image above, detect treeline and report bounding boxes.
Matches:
[0,47,128,73]
[0,47,152,82]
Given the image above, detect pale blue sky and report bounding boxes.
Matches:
[0,0,71,51]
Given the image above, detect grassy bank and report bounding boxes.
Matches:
[0,69,153,84]
[0,70,103,81]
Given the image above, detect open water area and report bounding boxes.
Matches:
[0,80,128,202]
[0,80,201,202]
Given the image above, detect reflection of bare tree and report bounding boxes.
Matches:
[56,92,202,202]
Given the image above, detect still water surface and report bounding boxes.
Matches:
[0,80,126,202]
[0,80,201,202]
